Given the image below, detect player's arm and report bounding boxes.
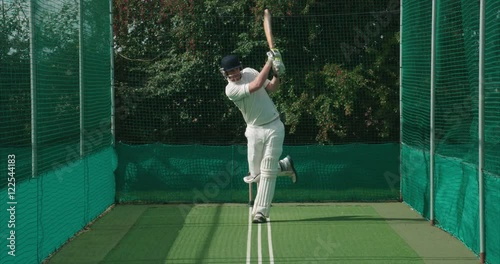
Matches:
[248,57,273,93]
[265,75,280,93]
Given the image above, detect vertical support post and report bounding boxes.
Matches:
[109,0,115,146]
[429,0,437,226]
[29,0,37,178]
[478,0,486,262]
[249,183,253,206]
[79,0,84,156]
[399,0,403,202]
[78,0,90,227]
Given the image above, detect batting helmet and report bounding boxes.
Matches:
[220,54,241,72]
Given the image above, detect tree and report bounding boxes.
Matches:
[112,0,400,144]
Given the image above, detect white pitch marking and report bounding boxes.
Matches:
[258,222,262,264]
[267,217,274,264]
[246,207,252,264]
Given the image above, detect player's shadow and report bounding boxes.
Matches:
[270,215,427,223]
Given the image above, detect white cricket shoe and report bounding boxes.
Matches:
[252,212,266,224]
[243,173,260,183]
[243,156,298,183]
[279,155,298,183]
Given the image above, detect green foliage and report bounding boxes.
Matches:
[1,0,400,145]
[112,0,400,144]
[283,63,396,144]
[113,0,254,143]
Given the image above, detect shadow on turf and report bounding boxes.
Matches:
[270,215,427,223]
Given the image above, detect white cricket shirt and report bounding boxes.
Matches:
[225,68,280,126]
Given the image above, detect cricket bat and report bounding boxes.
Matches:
[263,9,275,49]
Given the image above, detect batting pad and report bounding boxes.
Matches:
[252,157,278,217]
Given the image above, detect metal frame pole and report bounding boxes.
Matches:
[399,0,403,202]
[429,0,437,226]
[478,0,486,262]
[29,0,37,178]
[109,0,115,146]
[79,0,84,156]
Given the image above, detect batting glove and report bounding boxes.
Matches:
[270,48,282,60]
[270,49,285,76]
[266,51,274,62]
[272,60,285,76]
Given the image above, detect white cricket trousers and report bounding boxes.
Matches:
[245,118,284,217]
[245,118,284,178]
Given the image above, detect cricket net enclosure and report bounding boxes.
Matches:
[1,0,115,263]
[401,0,500,263]
[1,0,499,263]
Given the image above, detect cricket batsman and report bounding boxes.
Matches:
[220,50,297,223]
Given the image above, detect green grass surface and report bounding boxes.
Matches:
[269,205,422,263]
[44,203,477,264]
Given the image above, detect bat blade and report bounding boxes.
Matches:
[263,9,275,49]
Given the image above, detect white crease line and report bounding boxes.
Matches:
[246,207,252,264]
[267,217,274,264]
[258,222,262,264]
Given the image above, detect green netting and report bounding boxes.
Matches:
[82,0,113,155]
[434,0,478,160]
[485,172,500,264]
[113,1,400,145]
[484,1,500,176]
[400,1,432,150]
[400,0,432,220]
[484,2,500,261]
[0,0,114,263]
[112,1,401,203]
[115,143,400,203]
[3,0,498,262]
[401,0,500,263]
[0,0,32,184]
[34,0,81,174]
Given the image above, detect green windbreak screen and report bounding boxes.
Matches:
[115,143,400,203]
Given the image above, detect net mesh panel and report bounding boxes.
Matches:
[34,0,81,174]
[113,1,401,145]
[0,0,32,183]
[484,1,500,262]
[433,0,480,253]
[400,0,432,216]
[402,0,500,263]
[0,0,114,263]
[82,0,113,154]
[112,0,401,203]
[483,3,500,173]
